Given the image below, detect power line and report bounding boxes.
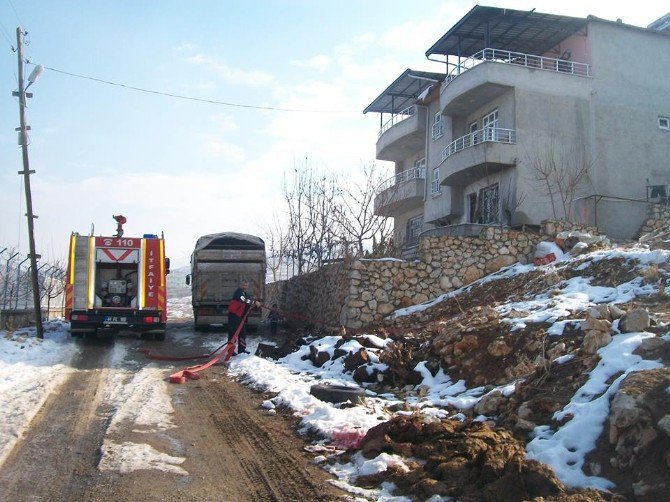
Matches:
[6,0,23,27]
[0,19,14,48]
[36,64,359,114]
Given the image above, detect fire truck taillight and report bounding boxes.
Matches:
[143,316,160,323]
[71,314,88,321]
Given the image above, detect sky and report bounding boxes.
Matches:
[1,0,667,267]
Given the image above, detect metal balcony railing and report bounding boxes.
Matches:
[442,48,590,92]
[441,127,516,162]
[378,105,416,137]
[376,166,426,194]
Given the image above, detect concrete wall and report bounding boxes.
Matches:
[587,21,670,238]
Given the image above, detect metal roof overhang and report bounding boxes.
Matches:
[425,5,588,59]
[363,68,445,114]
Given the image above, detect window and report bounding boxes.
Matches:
[406,215,423,244]
[479,183,500,224]
[432,112,444,140]
[660,116,670,130]
[482,109,499,141]
[469,120,478,145]
[468,184,499,224]
[414,157,427,169]
[431,167,441,196]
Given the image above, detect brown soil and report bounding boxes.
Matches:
[354,415,619,501]
[0,327,346,501]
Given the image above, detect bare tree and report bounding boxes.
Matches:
[40,262,66,319]
[501,176,527,227]
[526,140,593,221]
[261,215,289,282]
[282,159,343,275]
[336,162,393,256]
[283,161,312,276]
[305,172,342,268]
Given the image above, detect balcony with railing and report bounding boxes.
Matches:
[374,166,426,217]
[440,48,591,116]
[440,127,517,187]
[376,105,427,162]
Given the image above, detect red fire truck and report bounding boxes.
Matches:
[64,217,169,339]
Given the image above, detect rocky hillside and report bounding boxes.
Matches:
[278,231,670,500]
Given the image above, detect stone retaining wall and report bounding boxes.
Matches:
[637,204,670,237]
[267,215,667,329]
[265,262,349,330]
[540,219,601,238]
[269,226,544,329]
[343,227,541,328]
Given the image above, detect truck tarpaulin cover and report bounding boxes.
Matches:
[194,232,265,251]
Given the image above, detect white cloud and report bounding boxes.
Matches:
[209,113,238,134]
[187,54,275,87]
[199,135,245,162]
[291,54,332,72]
[379,19,449,53]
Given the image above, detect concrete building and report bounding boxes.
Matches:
[364,6,670,254]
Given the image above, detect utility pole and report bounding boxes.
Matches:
[14,27,43,339]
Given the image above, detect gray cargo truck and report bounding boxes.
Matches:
[186,232,265,329]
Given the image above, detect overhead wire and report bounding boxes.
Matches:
[6,0,23,27]
[35,64,359,114]
[0,18,14,48]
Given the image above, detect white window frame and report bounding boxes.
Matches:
[482,109,499,141]
[469,120,478,145]
[660,116,670,130]
[431,167,441,196]
[432,112,444,140]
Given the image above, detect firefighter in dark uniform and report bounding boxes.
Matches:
[227,279,258,354]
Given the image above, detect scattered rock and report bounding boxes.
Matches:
[618,309,651,333]
[657,415,670,439]
[487,338,513,357]
[309,345,331,367]
[344,348,369,371]
[474,390,507,416]
[582,330,613,354]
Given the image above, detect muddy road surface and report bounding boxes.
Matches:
[0,322,346,501]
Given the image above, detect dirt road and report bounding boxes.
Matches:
[0,324,346,501]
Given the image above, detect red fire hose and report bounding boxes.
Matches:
[141,308,252,384]
[140,302,339,384]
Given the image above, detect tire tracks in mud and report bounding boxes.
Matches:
[0,330,348,501]
[181,372,347,501]
[0,340,113,501]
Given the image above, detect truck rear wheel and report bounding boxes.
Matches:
[154,331,166,341]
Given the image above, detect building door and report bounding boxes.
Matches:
[469,120,478,145]
[482,109,498,141]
